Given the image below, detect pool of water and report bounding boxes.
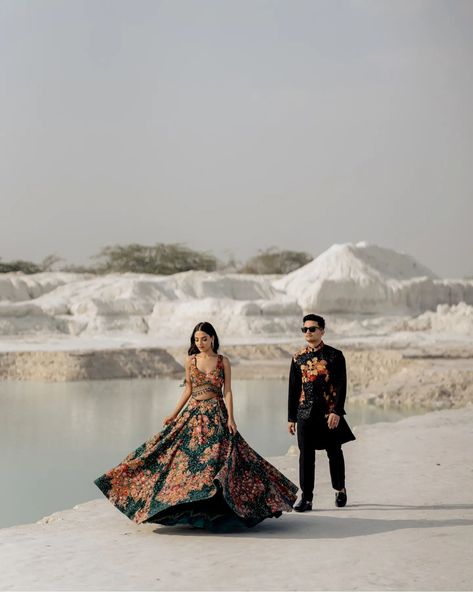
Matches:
[0,378,422,528]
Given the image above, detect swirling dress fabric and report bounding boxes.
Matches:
[94,355,298,530]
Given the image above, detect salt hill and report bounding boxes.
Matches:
[1,243,472,339]
[274,242,473,314]
[0,272,300,338]
[0,272,90,302]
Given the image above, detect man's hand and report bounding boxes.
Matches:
[327,413,340,429]
[288,421,296,435]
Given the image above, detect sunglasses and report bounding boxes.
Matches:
[301,326,321,333]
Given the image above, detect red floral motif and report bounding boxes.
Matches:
[95,393,298,528]
[300,358,328,384]
[190,355,225,390]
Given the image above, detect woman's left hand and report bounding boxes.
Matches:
[227,419,238,435]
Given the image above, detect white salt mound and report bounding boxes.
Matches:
[402,302,473,334]
[148,297,301,337]
[276,242,437,289]
[0,271,301,337]
[0,243,472,340]
[274,242,473,314]
[0,272,90,303]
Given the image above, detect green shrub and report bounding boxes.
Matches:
[239,247,313,274]
[92,243,218,274]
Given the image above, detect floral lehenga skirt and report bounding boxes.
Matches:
[94,396,298,530]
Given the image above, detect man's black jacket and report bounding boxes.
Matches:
[288,342,347,423]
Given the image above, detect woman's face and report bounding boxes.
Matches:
[194,330,213,353]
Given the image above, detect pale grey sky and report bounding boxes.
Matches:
[1,0,472,277]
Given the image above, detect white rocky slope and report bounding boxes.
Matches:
[0,271,300,338]
[399,302,473,335]
[0,243,472,341]
[0,272,90,302]
[274,242,473,314]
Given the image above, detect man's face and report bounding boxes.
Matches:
[302,320,325,347]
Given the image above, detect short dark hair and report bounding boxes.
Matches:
[188,321,220,355]
[302,314,325,329]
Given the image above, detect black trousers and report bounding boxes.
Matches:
[297,416,345,501]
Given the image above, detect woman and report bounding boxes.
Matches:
[94,321,298,530]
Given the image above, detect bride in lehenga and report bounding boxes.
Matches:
[94,321,298,531]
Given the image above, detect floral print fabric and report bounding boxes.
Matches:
[288,342,356,449]
[94,374,298,530]
[188,353,225,397]
[289,342,346,419]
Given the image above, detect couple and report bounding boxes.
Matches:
[94,315,355,530]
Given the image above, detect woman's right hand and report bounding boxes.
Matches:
[163,414,177,426]
[227,418,238,435]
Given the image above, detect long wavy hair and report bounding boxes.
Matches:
[188,321,220,356]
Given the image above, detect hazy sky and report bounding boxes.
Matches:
[1,0,472,277]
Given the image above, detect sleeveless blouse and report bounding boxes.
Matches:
[190,354,225,398]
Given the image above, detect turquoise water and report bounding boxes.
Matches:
[0,378,421,528]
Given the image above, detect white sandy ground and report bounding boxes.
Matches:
[1,408,472,591]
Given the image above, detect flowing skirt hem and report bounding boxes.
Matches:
[93,397,298,530]
[94,476,290,531]
[144,488,282,531]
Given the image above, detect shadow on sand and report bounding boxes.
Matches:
[153,503,473,539]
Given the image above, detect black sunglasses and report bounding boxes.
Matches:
[301,326,321,333]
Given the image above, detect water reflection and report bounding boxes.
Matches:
[0,378,421,528]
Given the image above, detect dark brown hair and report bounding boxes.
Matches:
[302,314,325,329]
[188,321,220,355]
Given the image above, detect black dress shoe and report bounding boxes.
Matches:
[294,499,313,512]
[335,489,347,507]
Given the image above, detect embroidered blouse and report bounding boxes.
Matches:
[189,354,225,398]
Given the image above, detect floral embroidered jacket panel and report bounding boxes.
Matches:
[288,343,347,422]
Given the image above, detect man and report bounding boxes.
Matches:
[288,314,355,511]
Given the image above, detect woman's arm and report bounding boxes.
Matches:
[222,356,237,435]
[163,357,193,425]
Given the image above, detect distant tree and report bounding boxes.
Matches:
[239,247,313,275]
[92,243,218,274]
[0,258,42,274]
[0,254,66,274]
